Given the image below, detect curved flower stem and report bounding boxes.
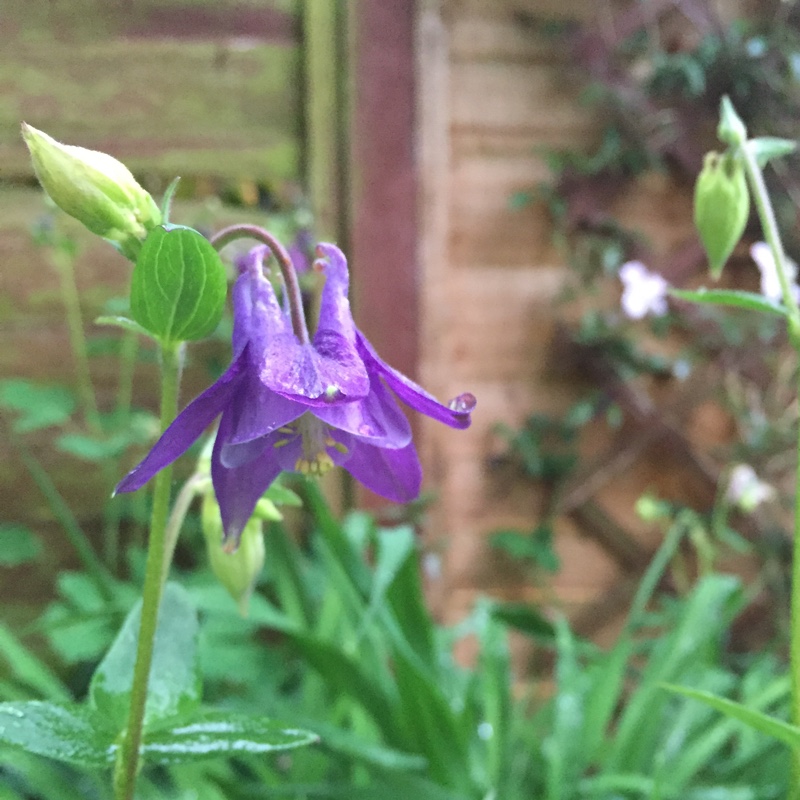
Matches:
[114,341,182,800]
[211,224,311,344]
[160,471,211,586]
[740,141,800,339]
[740,138,800,798]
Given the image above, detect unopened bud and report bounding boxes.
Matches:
[202,493,265,616]
[694,151,750,279]
[21,123,161,259]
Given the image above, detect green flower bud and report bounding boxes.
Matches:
[21,123,161,259]
[202,493,265,617]
[717,96,747,147]
[694,151,750,279]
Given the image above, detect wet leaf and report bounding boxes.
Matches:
[0,701,113,767]
[141,710,317,765]
[89,583,201,729]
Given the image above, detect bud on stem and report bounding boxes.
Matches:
[21,124,161,260]
[694,151,750,279]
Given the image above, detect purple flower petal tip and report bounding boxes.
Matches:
[447,392,476,428]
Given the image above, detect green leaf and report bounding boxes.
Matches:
[662,684,800,749]
[0,625,69,701]
[0,524,42,567]
[490,527,560,572]
[670,287,787,317]
[0,380,75,433]
[89,582,201,729]
[490,602,555,640]
[130,224,228,343]
[140,710,317,765]
[263,480,303,507]
[748,136,797,167]
[56,426,151,461]
[0,701,113,767]
[94,315,153,338]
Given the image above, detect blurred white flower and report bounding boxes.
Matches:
[750,241,800,303]
[725,463,775,512]
[619,260,669,319]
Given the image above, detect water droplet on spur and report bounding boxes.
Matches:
[448,392,476,413]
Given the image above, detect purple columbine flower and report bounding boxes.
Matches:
[116,239,475,544]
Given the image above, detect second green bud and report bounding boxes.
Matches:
[694,150,750,279]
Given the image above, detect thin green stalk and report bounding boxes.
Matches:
[9,427,115,597]
[51,246,101,432]
[740,140,800,336]
[791,365,800,800]
[114,342,181,800]
[116,330,139,422]
[103,330,140,573]
[739,134,800,798]
[161,471,210,586]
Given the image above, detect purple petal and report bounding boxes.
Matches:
[212,416,287,545]
[260,338,369,407]
[340,438,422,503]
[224,369,304,445]
[239,241,368,406]
[313,243,361,346]
[355,332,475,429]
[314,367,411,448]
[115,350,247,494]
[232,250,290,357]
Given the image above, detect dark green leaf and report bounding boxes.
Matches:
[0,524,42,567]
[670,287,787,317]
[490,527,560,572]
[89,582,201,728]
[0,701,113,767]
[663,684,800,748]
[141,710,317,765]
[130,225,227,343]
[0,380,75,433]
[490,602,555,640]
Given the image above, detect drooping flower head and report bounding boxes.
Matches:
[116,238,475,545]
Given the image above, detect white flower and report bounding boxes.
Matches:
[725,463,775,512]
[619,260,669,319]
[750,241,800,303]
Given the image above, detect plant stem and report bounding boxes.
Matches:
[740,140,800,337]
[114,342,181,800]
[210,224,311,344]
[740,136,800,797]
[51,245,102,432]
[792,365,800,799]
[161,471,210,586]
[116,330,139,422]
